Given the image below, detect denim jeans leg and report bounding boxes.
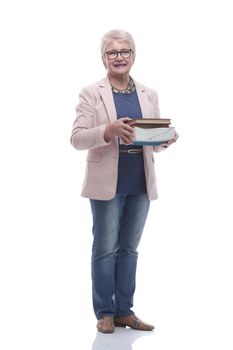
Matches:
[115,193,150,317]
[90,196,125,320]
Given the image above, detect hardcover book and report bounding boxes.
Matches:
[133,126,176,146]
[125,118,175,146]
[126,118,171,128]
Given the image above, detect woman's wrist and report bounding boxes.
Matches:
[104,124,113,142]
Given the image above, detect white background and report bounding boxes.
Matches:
[1,0,233,349]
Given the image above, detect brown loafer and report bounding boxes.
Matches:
[97,316,115,333]
[114,314,154,331]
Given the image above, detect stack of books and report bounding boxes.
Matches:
[126,118,175,146]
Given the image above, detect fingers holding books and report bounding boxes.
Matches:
[104,117,135,144]
[160,131,179,148]
[167,131,179,144]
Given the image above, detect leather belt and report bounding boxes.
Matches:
[119,148,143,154]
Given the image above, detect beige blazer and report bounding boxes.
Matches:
[71,76,165,200]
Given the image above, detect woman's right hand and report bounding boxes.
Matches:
[104,117,135,145]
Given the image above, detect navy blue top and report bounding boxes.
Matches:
[113,89,147,194]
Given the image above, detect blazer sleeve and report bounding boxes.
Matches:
[70,88,111,150]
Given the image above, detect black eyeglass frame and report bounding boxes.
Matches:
[105,49,133,59]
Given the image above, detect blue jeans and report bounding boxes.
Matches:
[90,194,150,320]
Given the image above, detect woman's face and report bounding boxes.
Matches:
[102,39,134,78]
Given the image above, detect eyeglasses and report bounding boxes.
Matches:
[105,49,133,60]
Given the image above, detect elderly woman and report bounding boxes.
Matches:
[71,29,178,333]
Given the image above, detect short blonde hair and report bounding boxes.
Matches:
[100,29,136,57]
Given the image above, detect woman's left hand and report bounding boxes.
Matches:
[160,131,179,148]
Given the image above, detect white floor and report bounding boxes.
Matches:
[91,328,154,350]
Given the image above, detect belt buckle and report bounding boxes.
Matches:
[128,148,140,154]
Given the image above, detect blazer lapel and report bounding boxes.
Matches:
[99,77,118,148]
[135,82,155,119]
[99,77,154,120]
[99,77,117,123]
